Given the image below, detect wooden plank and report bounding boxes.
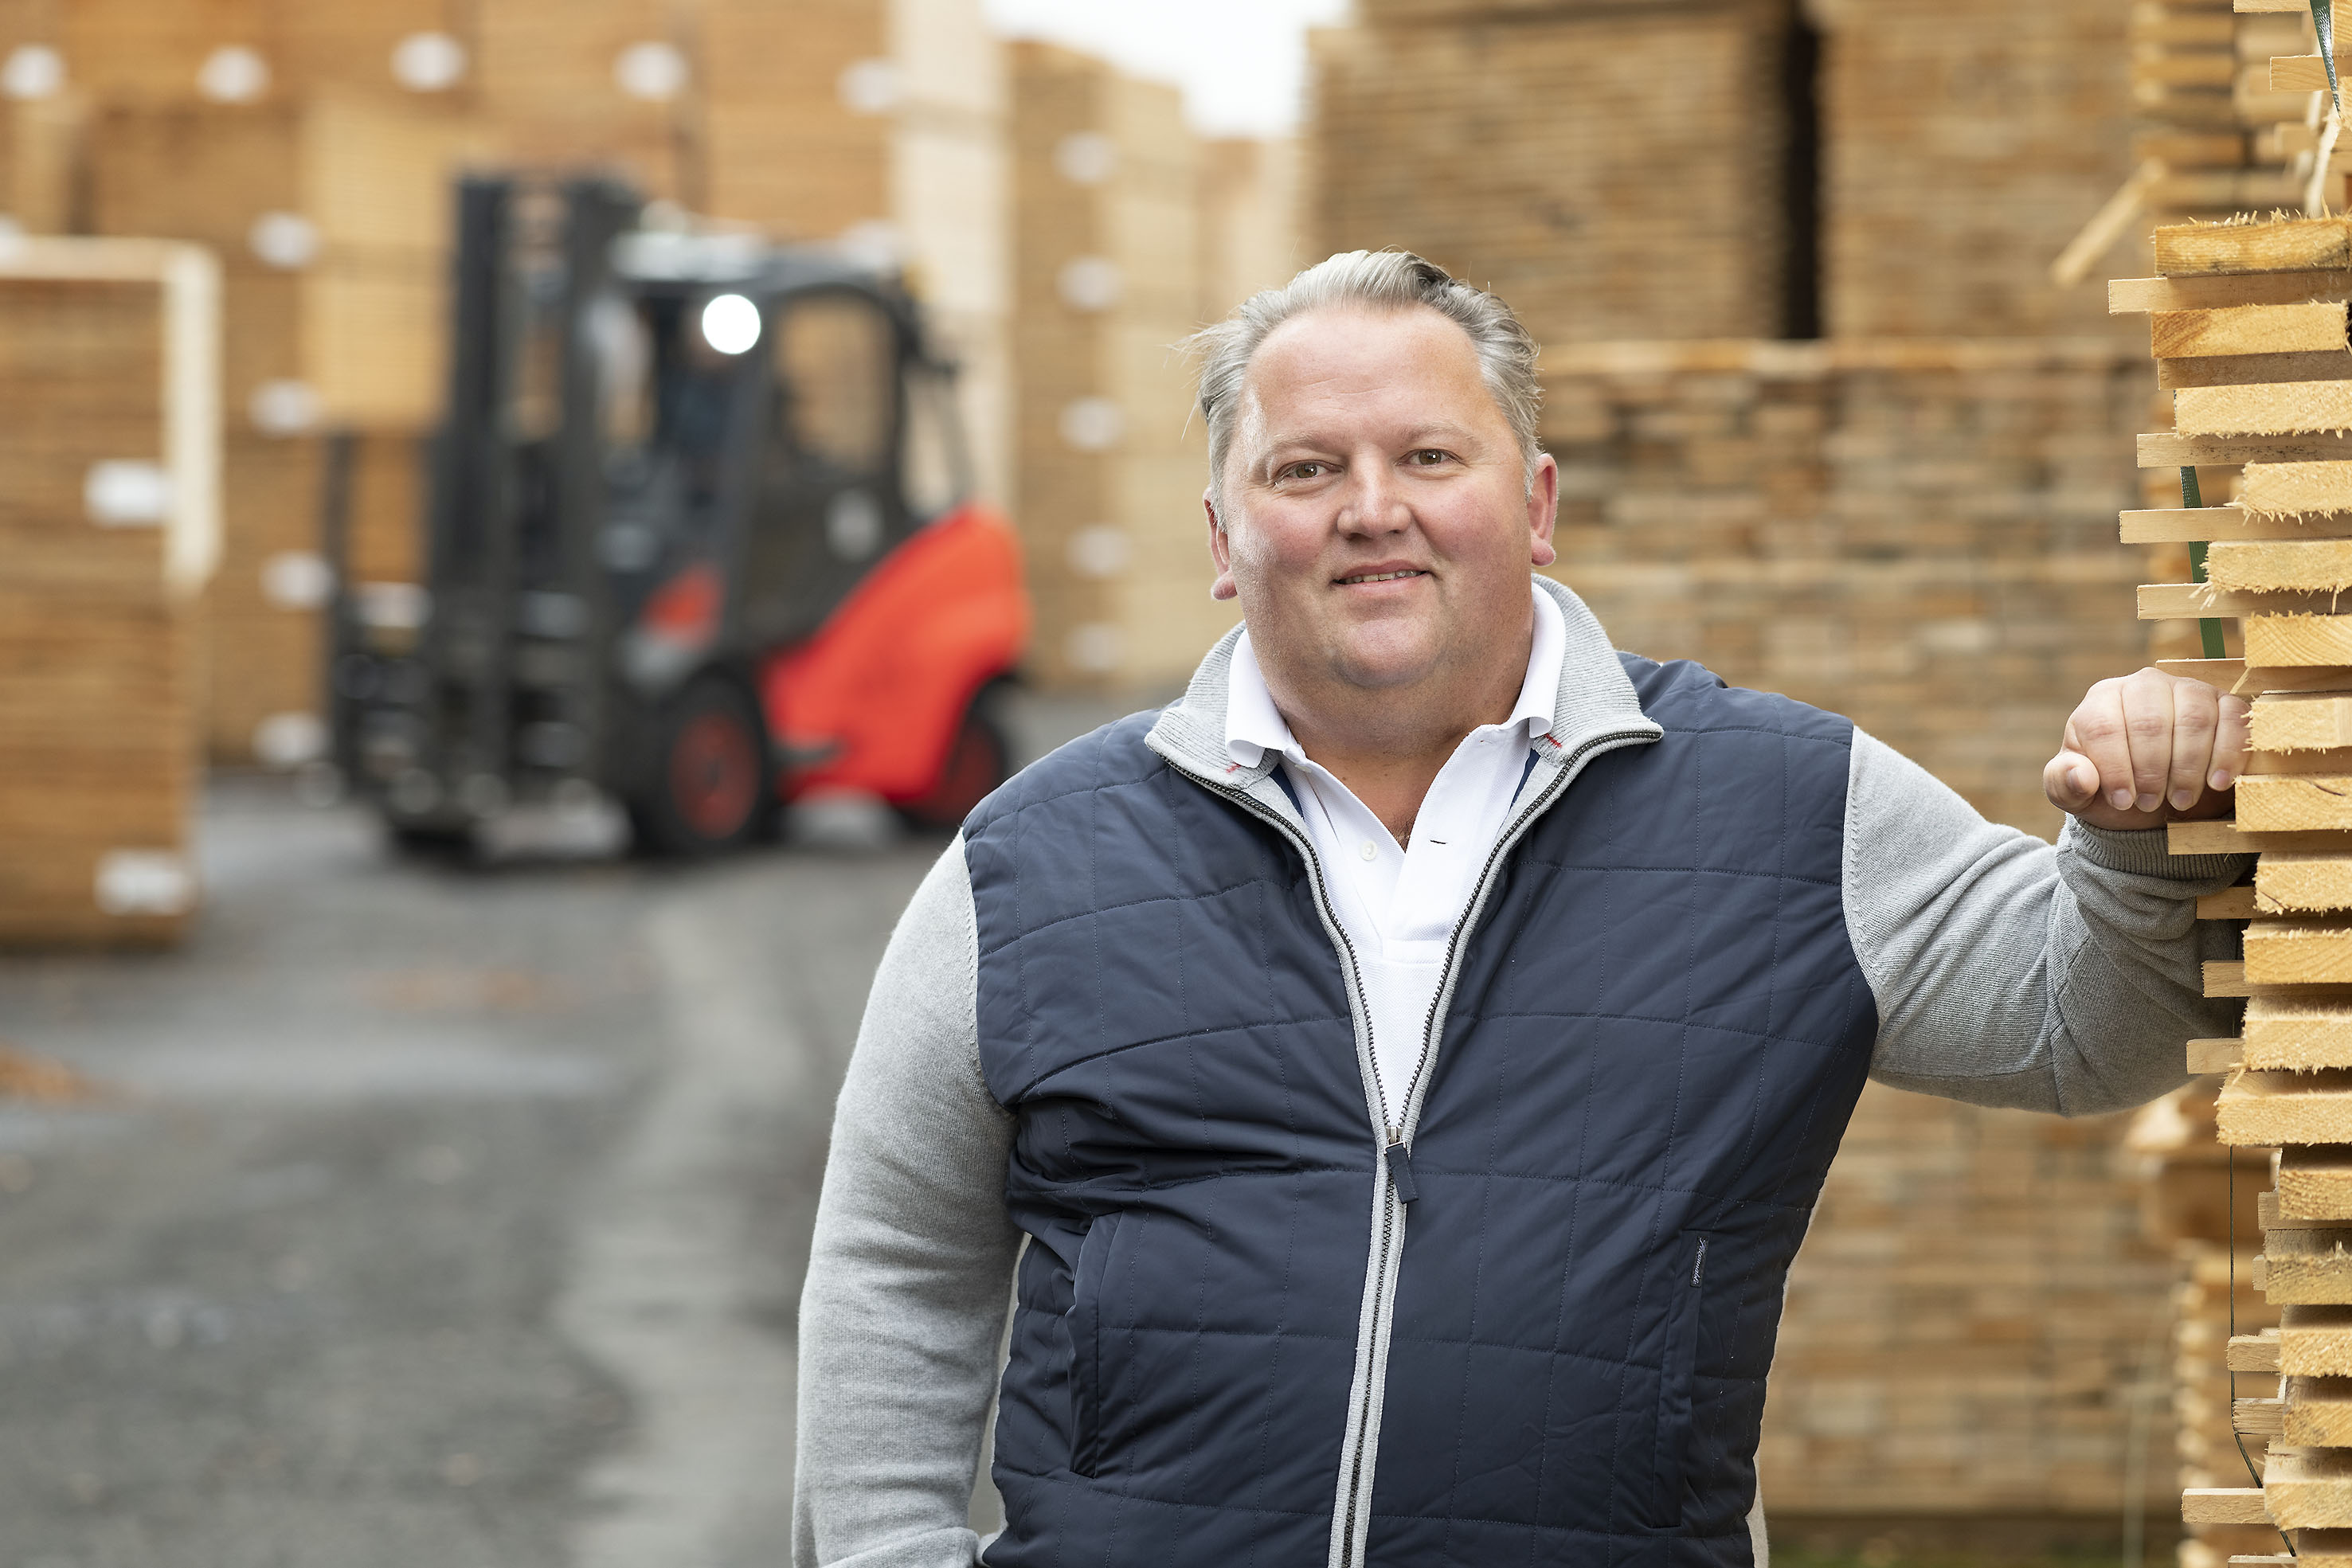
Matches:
[2257,1227,2352,1301]
[2267,1445,2352,1529]
[2218,1068,2352,1144]
[2252,748,2352,774]
[2163,656,2248,689]
[2141,582,2337,619]
[2250,616,2352,667]
[2210,539,2352,591]
[2250,997,2352,1067]
[2141,432,2352,467]
[2243,461,2352,519]
[2285,1378,2352,1446]
[2174,381,2352,440]
[2284,1147,2352,1220]
[2238,1394,2288,1435]
[2176,822,2352,854]
[2153,302,2350,358]
[2185,1488,2273,1524]
[2112,267,2352,317]
[2245,920,2352,983]
[2193,1035,2248,1070]
[2243,666,2352,694]
[2257,694,2352,750]
[2125,508,2352,542]
[2241,0,2316,11]
[2274,55,2352,92]
[2233,1330,2286,1374]
[2203,885,2261,918]
[2163,350,2352,389]
[2240,776,2352,832]
[2260,854,2352,914]
[2264,1191,2352,1230]
[2155,217,2352,276]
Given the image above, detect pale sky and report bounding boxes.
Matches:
[978,0,1354,138]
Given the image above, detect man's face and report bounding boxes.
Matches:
[1207,304,1558,702]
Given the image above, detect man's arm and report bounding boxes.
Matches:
[793,836,1021,1568]
[1844,728,2250,1114]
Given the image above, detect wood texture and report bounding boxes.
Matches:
[2267,1445,2352,1529]
[2258,694,2352,751]
[2154,217,2352,276]
[2284,1307,2352,1376]
[2209,538,2352,590]
[2284,1148,2352,1221]
[2153,302,2350,358]
[2217,1069,2352,1144]
[2162,349,2352,388]
[2257,1226,2352,1302]
[2140,431,2352,466]
[2244,460,2352,518]
[2174,381,2352,439]
[2247,919,2352,982]
[2260,855,2352,913]
[2251,999,2352,1069]
[2113,271,2352,314]
[2123,507,2352,542]
[2249,614,2352,667]
[2141,582,2337,617]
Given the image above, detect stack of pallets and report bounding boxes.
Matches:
[2114,213,2352,1565]
[82,89,473,764]
[0,237,218,946]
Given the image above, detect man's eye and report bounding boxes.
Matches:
[1408,449,1451,466]
[1283,463,1326,481]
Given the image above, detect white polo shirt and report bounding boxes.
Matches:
[1224,584,1567,1131]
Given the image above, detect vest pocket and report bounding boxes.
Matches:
[1650,1230,1710,1529]
[1066,1210,1122,1478]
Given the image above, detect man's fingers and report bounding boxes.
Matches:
[2045,747,2102,811]
[2119,671,2175,814]
[2213,692,2251,790]
[2067,685,2137,813]
[2167,680,2221,811]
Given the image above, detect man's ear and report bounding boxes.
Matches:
[1206,491,1239,601]
[1525,452,1559,570]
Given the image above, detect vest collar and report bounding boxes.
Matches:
[1145,575,1663,823]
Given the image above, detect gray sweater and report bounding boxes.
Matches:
[792,691,2247,1568]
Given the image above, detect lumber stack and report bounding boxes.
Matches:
[1196,136,1301,329]
[1008,41,1232,690]
[2121,0,2304,221]
[2106,212,2352,1562]
[0,238,219,947]
[81,89,473,764]
[1306,0,1796,344]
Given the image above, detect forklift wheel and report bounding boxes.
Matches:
[635,677,772,857]
[899,682,1013,830]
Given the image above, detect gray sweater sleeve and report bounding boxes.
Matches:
[1844,728,2251,1114]
[792,836,1020,1568]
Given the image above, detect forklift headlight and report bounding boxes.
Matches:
[701,293,761,356]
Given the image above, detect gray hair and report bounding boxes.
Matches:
[1187,250,1543,512]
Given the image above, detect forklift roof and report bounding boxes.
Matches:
[610,229,887,300]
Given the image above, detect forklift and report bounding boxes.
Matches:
[326,175,1030,855]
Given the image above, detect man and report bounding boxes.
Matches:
[792,252,2248,1567]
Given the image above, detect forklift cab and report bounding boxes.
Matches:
[331,178,1028,855]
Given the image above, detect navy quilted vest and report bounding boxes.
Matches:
[963,655,1878,1567]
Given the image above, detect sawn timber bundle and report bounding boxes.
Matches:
[2124,212,2352,1566]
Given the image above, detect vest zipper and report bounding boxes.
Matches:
[1177,724,1656,1568]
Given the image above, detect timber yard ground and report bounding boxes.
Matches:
[0,691,2158,1568]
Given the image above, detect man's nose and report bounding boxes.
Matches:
[1335,458,1410,536]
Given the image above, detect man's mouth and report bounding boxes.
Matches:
[1335,569,1427,585]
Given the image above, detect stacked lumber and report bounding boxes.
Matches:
[2127,1083,2281,1566]
[2119,0,2304,221]
[0,237,219,947]
[472,0,686,200]
[1306,1,1794,344]
[1008,41,1231,689]
[2245,0,2352,219]
[1197,136,1301,323]
[2108,213,2352,1562]
[81,89,472,762]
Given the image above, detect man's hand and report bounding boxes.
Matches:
[2045,667,2249,831]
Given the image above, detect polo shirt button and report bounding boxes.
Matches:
[1358,840,1378,862]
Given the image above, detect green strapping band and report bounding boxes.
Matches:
[2319,0,2345,115]
[2181,466,2227,659]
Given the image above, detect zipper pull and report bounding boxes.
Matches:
[1690,1236,1708,1287]
[1384,1140,1419,1205]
